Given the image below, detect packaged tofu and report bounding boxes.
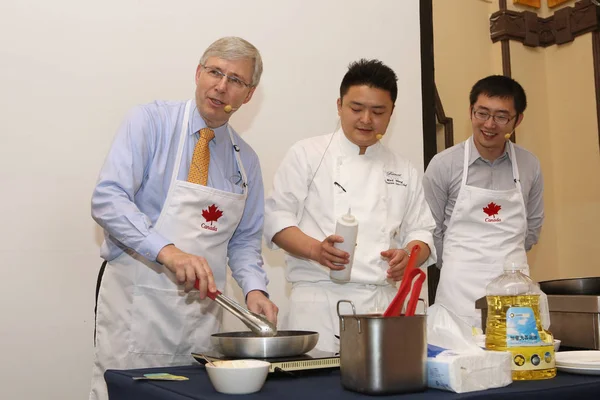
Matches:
[426,304,512,393]
[427,344,512,393]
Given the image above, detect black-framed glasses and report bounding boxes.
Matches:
[473,109,516,126]
[201,64,252,89]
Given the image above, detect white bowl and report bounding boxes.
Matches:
[554,339,561,352]
[205,359,270,394]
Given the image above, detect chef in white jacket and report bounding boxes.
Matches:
[264,59,436,352]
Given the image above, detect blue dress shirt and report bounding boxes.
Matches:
[91,100,268,295]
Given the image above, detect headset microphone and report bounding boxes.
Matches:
[224,105,238,113]
[505,130,515,141]
[375,133,384,140]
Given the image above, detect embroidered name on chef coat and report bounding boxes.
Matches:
[384,171,407,187]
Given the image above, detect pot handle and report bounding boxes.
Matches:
[418,298,428,315]
[337,300,360,333]
[337,300,357,318]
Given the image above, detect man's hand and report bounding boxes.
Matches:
[246,290,279,325]
[380,248,410,281]
[308,234,349,270]
[156,244,216,298]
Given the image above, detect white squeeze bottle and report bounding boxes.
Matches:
[330,208,359,282]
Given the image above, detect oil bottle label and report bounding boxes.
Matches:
[506,306,555,371]
[509,345,555,371]
[506,307,541,346]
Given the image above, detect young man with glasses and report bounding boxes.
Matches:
[423,75,544,329]
[89,36,278,400]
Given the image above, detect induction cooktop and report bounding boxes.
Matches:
[192,350,340,373]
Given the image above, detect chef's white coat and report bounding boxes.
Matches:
[264,130,436,350]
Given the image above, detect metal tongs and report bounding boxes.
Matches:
[383,244,426,317]
[194,280,277,337]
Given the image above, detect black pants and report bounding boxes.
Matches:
[94,260,107,344]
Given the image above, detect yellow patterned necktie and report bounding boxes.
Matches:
[187,128,215,185]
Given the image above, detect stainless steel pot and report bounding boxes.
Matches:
[539,277,600,295]
[337,300,427,395]
[211,330,319,358]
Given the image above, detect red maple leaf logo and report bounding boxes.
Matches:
[202,204,223,225]
[483,202,502,217]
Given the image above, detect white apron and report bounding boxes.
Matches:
[435,139,528,329]
[288,282,396,352]
[90,100,248,400]
[286,141,398,353]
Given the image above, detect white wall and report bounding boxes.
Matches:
[0,1,422,398]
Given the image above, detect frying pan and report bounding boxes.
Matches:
[193,281,317,358]
[211,330,319,358]
[538,277,600,296]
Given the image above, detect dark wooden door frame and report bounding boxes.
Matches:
[421,0,436,171]
[419,0,440,306]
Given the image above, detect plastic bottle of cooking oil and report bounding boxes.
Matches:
[485,261,556,380]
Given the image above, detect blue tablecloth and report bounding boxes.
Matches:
[105,365,600,400]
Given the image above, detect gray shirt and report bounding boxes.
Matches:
[423,136,544,268]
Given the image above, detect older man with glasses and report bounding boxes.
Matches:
[423,75,544,329]
[89,36,278,400]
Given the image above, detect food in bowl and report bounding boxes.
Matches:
[205,359,270,394]
[212,360,257,368]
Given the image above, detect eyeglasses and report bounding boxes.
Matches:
[201,65,252,89]
[473,109,517,126]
